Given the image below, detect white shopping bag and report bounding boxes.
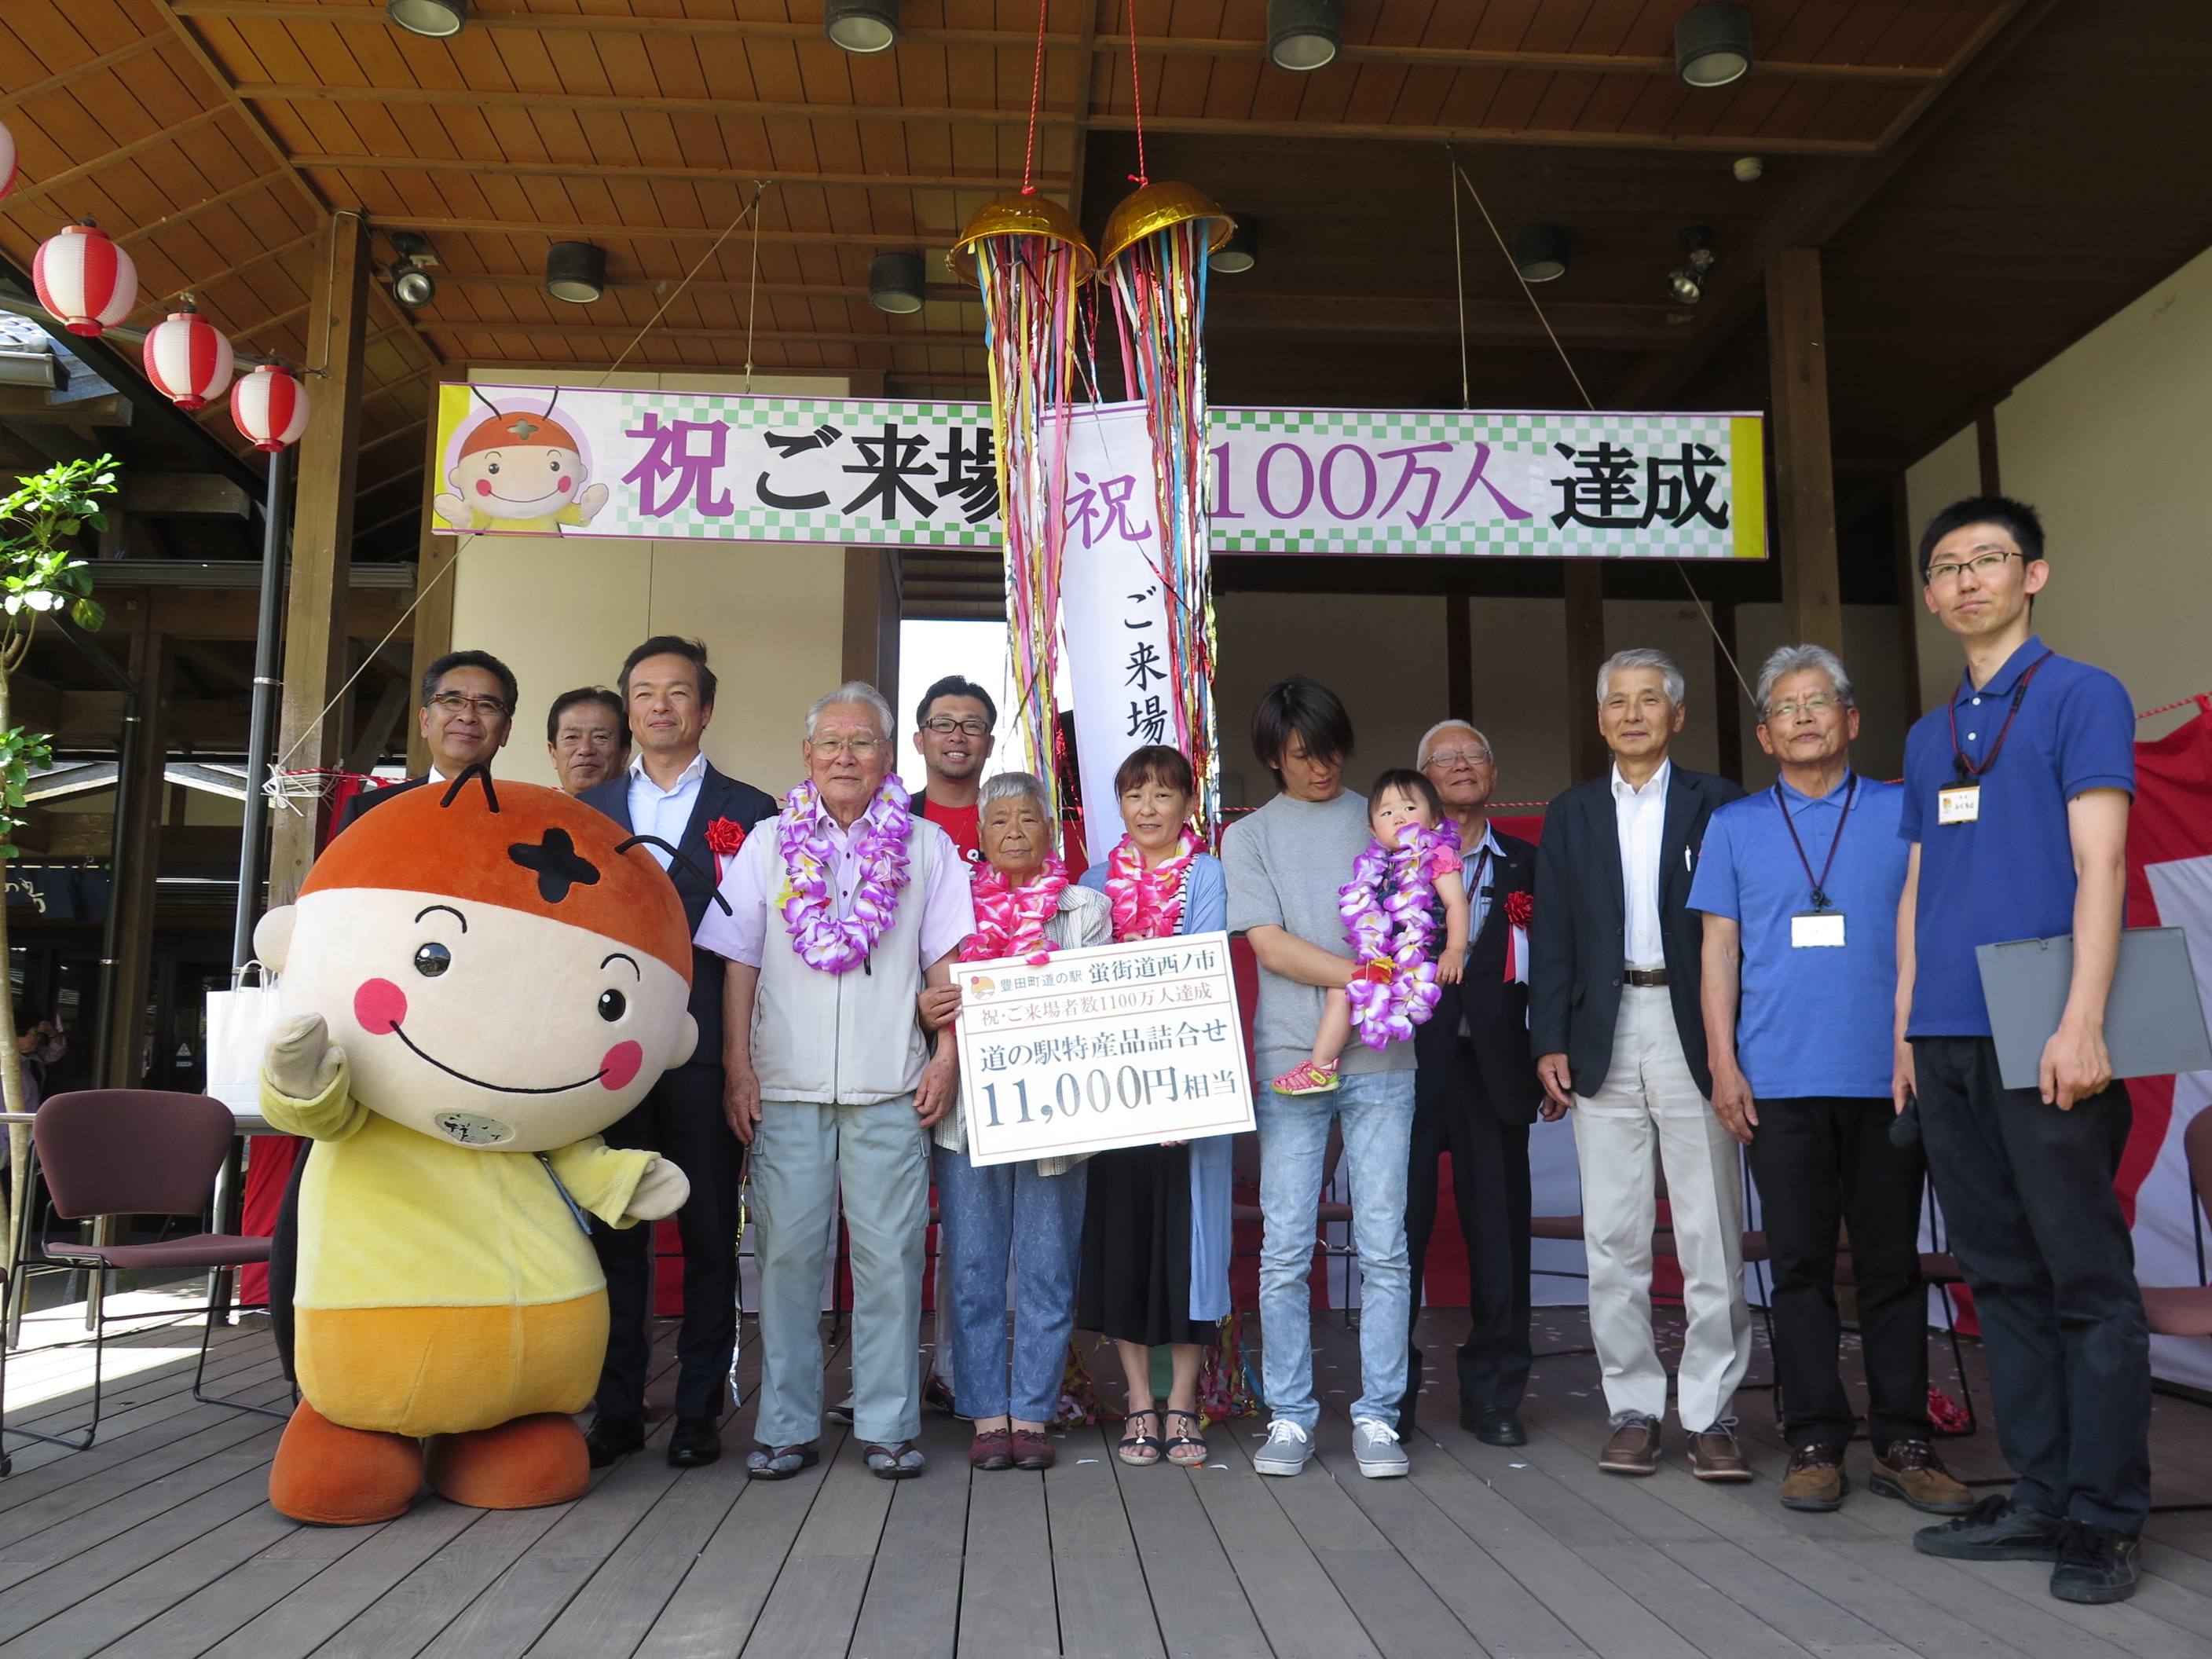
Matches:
[205,964,284,1112]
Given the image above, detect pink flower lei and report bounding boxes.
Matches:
[1105,827,1199,941]
[776,775,914,974]
[963,855,1071,966]
[1338,822,1456,1049]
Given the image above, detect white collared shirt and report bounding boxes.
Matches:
[1612,758,1671,968]
[627,749,707,869]
[1459,820,1504,939]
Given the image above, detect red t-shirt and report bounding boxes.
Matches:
[919,797,982,870]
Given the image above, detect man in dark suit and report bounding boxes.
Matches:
[334,650,517,831]
[1529,648,1750,1481]
[1399,720,1552,1447]
[579,635,778,1470]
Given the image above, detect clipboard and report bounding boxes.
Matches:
[1975,927,2212,1091]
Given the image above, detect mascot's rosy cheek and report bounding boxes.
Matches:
[355,978,406,1033]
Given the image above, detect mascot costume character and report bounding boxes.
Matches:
[255,769,701,1525]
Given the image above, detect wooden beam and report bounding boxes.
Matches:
[1892,478,1924,723]
[0,108,230,213]
[362,214,970,251]
[270,212,370,907]
[293,154,1058,193]
[1767,248,1843,654]
[1563,563,1607,785]
[1976,408,2002,495]
[1445,595,1472,726]
[0,35,165,113]
[130,230,319,317]
[419,320,983,350]
[359,416,430,457]
[103,628,169,1089]
[115,172,287,246]
[407,415,456,778]
[840,549,902,692]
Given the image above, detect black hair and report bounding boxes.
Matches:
[1917,494,2046,577]
[1368,768,1441,822]
[619,635,716,709]
[1113,743,1195,800]
[1250,676,1353,785]
[420,650,518,714]
[545,685,628,747]
[916,673,998,731]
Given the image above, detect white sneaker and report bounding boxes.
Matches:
[1353,1417,1410,1478]
[1253,1419,1313,1477]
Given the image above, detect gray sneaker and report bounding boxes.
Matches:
[1353,1417,1410,1478]
[1253,1419,1313,1477]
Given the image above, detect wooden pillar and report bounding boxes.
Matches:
[1766,248,1844,654]
[1892,477,1925,722]
[1976,407,2002,496]
[407,412,456,776]
[1445,592,1473,724]
[103,629,170,1089]
[841,548,903,694]
[269,212,369,906]
[1712,600,1744,784]
[1563,561,1607,783]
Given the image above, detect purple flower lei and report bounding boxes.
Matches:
[776,774,914,973]
[1336,823,1455,1049]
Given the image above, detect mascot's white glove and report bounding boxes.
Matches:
[623,1156,690,1222]
[266,1013,344,1101]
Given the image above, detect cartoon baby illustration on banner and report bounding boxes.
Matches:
[432,388,610,534]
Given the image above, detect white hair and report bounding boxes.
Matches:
[805,680,895,738]
[1416,720,1492,767]
[1597,647,1686,707]
[978,771,1048,810]
[1756,643,1855,720]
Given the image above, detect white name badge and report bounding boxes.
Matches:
[1937,785,1981,826]
[1792,910,1847,948]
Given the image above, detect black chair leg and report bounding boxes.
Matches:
[191,1296,291,1421]
[0,1266,107,1456]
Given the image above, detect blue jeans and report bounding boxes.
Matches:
[1255,1069,1415,1430]
[935,1145,1088,1423]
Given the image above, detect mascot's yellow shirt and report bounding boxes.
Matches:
[262,1061,654,1311]
[459,504,585,535]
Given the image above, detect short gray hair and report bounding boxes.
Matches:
[1756,644,1855,720]
[805,680,895,738]
[978,771,1048,811]
[1597,647,1685,707]
[1416,720,1492,767]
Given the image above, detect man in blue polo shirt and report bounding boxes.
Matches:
[1893,496,2144,1606]
[1693,643,1972,1520]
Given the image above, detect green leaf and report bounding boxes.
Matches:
[71,597,104,630]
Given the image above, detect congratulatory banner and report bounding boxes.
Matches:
[428,382,1764,561]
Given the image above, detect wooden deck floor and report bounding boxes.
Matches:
[5,1291,2212,1658]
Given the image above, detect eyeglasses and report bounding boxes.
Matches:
[808,736,884,757]
[1925,549,2019,586]
[429,692,511,717]
[1764,696,1838,722]
[921,716,991,737]
[1423,747,1492,770]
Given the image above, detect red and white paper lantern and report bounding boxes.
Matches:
[141,305,236,411]
[32,223,137,337]
[0,118,16,202]
[230,364,310,452]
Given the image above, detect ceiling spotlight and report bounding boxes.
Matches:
[1667,225,1716,304]
[391,266,437,309]
[1267,0,1341,72]
[546,241,607,304]
[387,230,437,268]
[1732,155,1764,183]
[1209,218,1259,274]
[868,252,925,315]
[825,0,899,54]
[1511,222,1569,284]
[386,0,467,38]
[1675,2,1753,88]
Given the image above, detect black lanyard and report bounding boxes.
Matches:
[1948,650,2054,786]
[1774,773,1856,910]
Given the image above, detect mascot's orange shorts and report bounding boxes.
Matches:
[295,1292,606,1437]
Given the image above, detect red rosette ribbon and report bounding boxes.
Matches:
[1503,889,1534,984]
[705,815,747,884]
[1504,890,1533,928]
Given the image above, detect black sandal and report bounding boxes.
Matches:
[1117,1408,1163,1467]
[1163,1409,1208,1467]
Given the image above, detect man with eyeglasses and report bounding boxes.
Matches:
[910,674,998,868]
[577,636,779,1473]
[1395,720,1547,1448]
[335,650,518,831]
[1892,496,2147,1605]
[1690,644,1971,1519]
[545,685,629,795]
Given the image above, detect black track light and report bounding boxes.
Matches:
[1675,2,1753,89]
[546,241,607,305]
[1210,218,1259,274]
[386,0,467,39]
[1267,0,1340,72]
[868,252,926,314]
[826,0,899,54]
[1511,223,1569,284]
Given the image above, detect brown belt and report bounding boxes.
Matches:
[1623,968,1668,987]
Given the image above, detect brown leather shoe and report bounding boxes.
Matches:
[1778,1442,1848,1511]
[969,1429,1014,1471]
[1009,1429,1056,1470]
[1687,1423,1752,1482]
[1599,1414,1661,1475]
[1871,1439,1973,1514]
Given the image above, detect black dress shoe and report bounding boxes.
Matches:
[1463,1408,1528,1447]
[668,1415,723,1468]
[584,1413,646,1470]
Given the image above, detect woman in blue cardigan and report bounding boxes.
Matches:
[1075,745,1232,1468]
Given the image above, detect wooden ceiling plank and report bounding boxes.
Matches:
[111,168,284,246]
[0,106,233,214]
[127,228,317,319]
[287,154,1053,192]
[0,31,165,115]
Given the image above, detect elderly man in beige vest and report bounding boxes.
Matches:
[698,681,974,1480]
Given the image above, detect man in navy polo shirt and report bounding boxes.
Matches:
[1893,496,2145,1605]
[1694,644,1972,1519]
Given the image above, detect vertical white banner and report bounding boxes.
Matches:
[1058,402,1175,864]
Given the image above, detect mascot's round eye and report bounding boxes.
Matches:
[413,942,452,977]
[487,461,500,475]
[598,988,627,1022]
[549,456,560,470]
